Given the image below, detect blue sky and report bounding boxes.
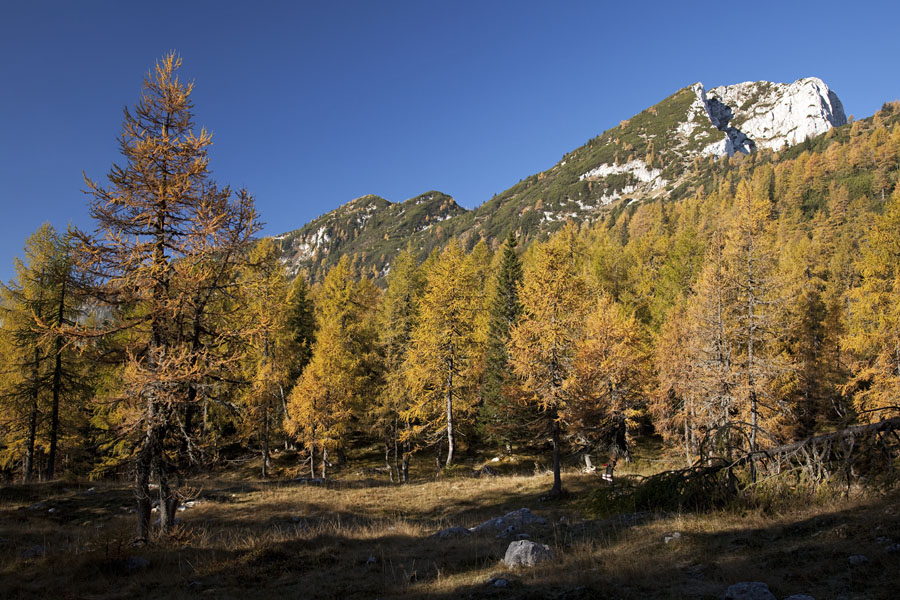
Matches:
[1,1,898,282]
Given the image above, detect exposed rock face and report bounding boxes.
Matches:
[690,77,846,156]
[503,540,554,568]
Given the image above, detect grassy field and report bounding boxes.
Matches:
[1,448,898,599]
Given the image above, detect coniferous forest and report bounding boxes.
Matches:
[2,54,900,600]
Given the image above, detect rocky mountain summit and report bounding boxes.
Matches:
[690,77,847,156]
[276,77,848,280]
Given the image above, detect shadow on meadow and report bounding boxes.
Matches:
[1,473,898,599]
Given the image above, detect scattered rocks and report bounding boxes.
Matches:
[496,525,520,539]
[431,526,471,540]
[503,540,554,568]
[847,554,869,566]
[723,581,776,600]
[664,531,682,544]
[876,536,892,545]
[470,508,546,534]
[885,543,900,553]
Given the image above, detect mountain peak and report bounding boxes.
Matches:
[690,77,846,156]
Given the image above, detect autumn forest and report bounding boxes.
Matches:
[2,53,900,599]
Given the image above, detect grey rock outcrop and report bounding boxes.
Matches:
[691,78,846,157]
[503,540,554,568]
[470,507,547,533]
[431,525,471,540]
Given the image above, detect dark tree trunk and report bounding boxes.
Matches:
[24,396,38,483]
[24,344,41,483]
[46,338,63,480]
[549,408,563,497]
[134,432,154,542]
[46,269,68,481]
[261,401,270,479]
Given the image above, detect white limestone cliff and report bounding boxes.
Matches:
[690,77,846,156]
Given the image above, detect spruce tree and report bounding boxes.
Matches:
[477,231,524,450]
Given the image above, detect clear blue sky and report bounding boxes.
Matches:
[1,1,898,282]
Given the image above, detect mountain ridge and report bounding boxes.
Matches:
[277,77,847,280]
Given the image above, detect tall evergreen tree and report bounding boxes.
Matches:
[724,179,781,463]
[238,239,295,478]
[0,224,86,481]
[477,231,525,449]
[509,225,590,497]
[77,54,259,540]
[404,242,483,469]
[374,247,423,482]
[844,186,900,419]
[286,256,377,478]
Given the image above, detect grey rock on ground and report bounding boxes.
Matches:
[503,540,554,568]
[496,525,519,539]
[664,531,682,544]
[783,595,816,600]
[431,525,471,540]
[471,507,546,533]
[848,554,869,565]
[723,581,776,600]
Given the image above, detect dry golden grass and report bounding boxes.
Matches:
[1,450,898,599]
